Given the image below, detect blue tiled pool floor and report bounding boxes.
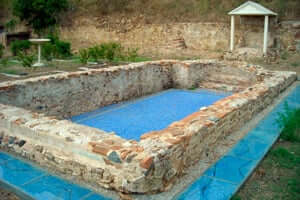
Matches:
[176,83,300,200]
[71,89,230,140]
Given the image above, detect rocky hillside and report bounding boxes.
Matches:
[1,0,300,26]
[1,0,299,58]
[65,0,300,26]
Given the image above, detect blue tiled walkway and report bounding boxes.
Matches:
[176,84,300,200]
[0,152,111,200]
[71,89,229,140]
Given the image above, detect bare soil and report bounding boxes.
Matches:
[235,139,300,200]
[0,188,19,200]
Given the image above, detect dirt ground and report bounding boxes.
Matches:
[0,188,19,200]
[249,52,300,75]
[0,59,120,82]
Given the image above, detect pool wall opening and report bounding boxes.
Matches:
[0,60,297,194]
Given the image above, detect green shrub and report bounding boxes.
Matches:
[102,42,122,61]
[42,43,56,61]
[17,51,34,68]
[0,58,9,67]
[126,47,139,62]
[88,46,105,62]
[42,34,72,59]
[55,40,72,58]
[79,49,90,64]
[82,43,144,63]
[87,42,122,62]
[0,44,4,58]
[277,105,300,142]
[10,40,31,56]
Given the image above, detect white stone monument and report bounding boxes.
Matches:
[228,1,277,55]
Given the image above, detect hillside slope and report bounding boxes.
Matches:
[65,0,300,25]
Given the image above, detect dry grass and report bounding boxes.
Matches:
[249,52,300,75]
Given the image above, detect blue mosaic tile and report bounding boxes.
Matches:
[0,159,45,187]
[254,115,281,132]
[71,103,126,122]
[176,176,237,200]
[72,89,229,140]
[22,175,91,200]
[204,156,256,184]
[82,193,112,200]
[0,152,12,163]
[285,85,300,103]
[244,130,278,144]
[229,138,269,160]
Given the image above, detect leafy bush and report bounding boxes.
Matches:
[277,105,300,142]
[79,42,143,64]
[42,43,56,61]
[0,44,4,58]
[87,42,122,62]
[55,40,72,58]
[102,42,122,61]
[42,34,72,59]
[88,46,105,62]
[79,49,90,64]
[12,0,68,35]
[17,51,34,68]
[10,40,31,56]
[126,47,139,62]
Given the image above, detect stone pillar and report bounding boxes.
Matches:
[230,15,235,52]
[263,15,269,55]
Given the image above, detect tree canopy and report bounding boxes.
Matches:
[12,0,68,35]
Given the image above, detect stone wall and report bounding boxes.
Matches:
[0,62,173,118]
[0,60,257,119]
[60,21,276,57]
[0,60,297,194]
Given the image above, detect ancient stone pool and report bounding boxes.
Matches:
[0,60,297,197]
